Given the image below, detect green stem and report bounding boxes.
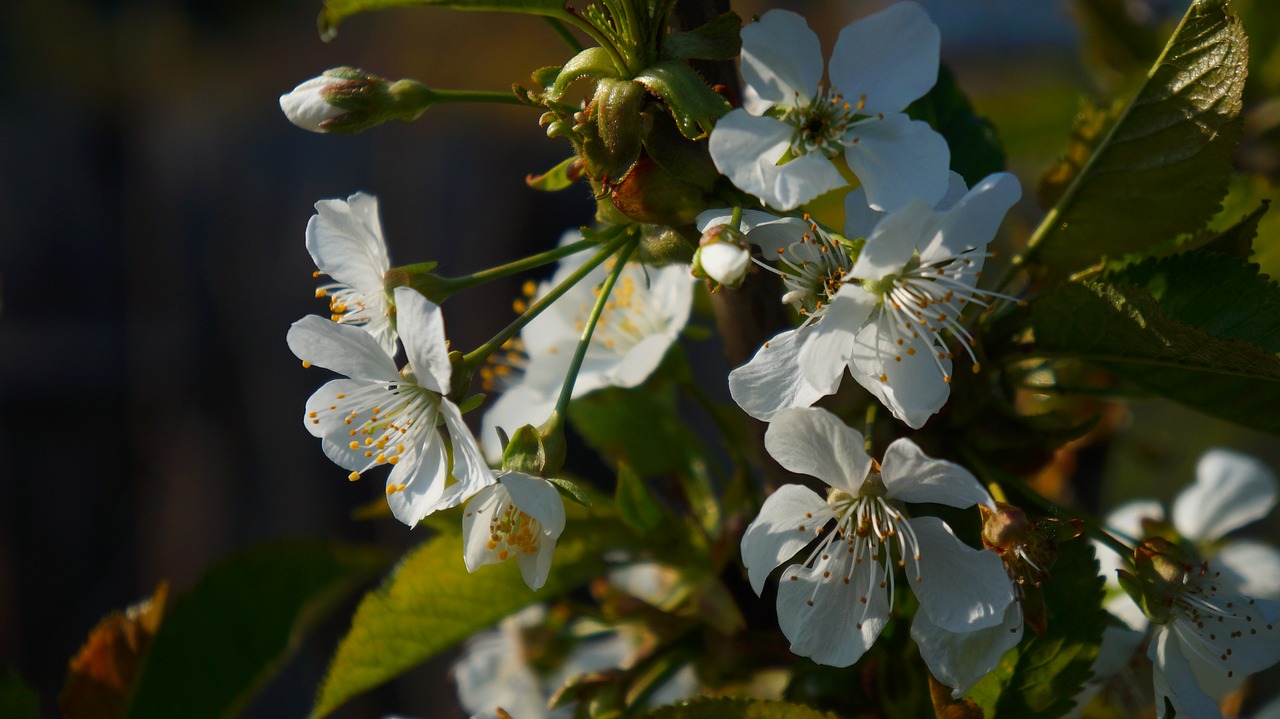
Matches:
[543,16,584,52]
[462,230,633,368]
[438,238,599,297]
[546,236,639,432]
[424,88,526,106]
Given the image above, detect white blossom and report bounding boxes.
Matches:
[708,4,949,211]
[463,472,566,591]
[288,287,493,527]
[480,232,694,461]
[307,192,397,356]
[713,172,1020,428]
[740,407,1013,667]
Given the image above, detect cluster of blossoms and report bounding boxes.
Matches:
[278,1,1280,716]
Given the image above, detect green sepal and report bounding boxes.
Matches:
[455,392,485,415]
[526,156,583,191]
[642,110,720,192]
[634,60,731,140]
[549,46,621,101]
[546,476,592,507]
[663,12,742,61]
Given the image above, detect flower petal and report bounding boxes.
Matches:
[908,516,1014,632]
[385,431,450,528]
[394,287,452,395]
[797,287,875,392]
[740,484,833,595]
[920,172,1022,264]
[463,483,508,572]
[740,10,823,112]
[288,314,399,382]
[881,438,993,509]
[1104,498,1165,541]
[1150,626,1226,719]
[828,2,939,116]
[433,399,496,511]
[848,197,934,279]
[764,406,873,494]
[304,378,375,440]
[701,242,752,286]
[911,600,1023,698]
[776,557,889,667]
[847,315,951,429]
[729,329,828,421]
[1213,539,1280,601]
[709,111,844,211]
[307,192,390,290]
[1174,448,1279,541]
[501,471,566,536]
[845,114,950,212]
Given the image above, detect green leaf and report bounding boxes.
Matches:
[125,542,386,719]
[906,63,1006,188]
[1030,253,1280,432]
[644,697,840,719]
[966,540,1106,719]
[568,383,702,478]
[0,671,39,719]
[616,461,667,534]
[309,503,639,718]
[550,47,621,101]
[663,12,742,62]
[319,0,572,41]
[1197,200,1269,258]
[1027,0,1248,283]
[526,156,583,192]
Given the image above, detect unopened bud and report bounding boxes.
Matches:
[693,224,750,288]
[279,67,442,134]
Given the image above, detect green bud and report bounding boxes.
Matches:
[279,67,472,135]
[593,78,650,181]
[637,224,696,265]
[501,424,546,475]
[609,156,711,227]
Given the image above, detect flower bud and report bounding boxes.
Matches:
[279,67,441,134]
[693,224,750,288]
[1119,537,1195,624]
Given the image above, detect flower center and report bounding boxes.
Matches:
[314,272,385,328]
[310,379,441,487]
[487,500,543,561]
[756,218,855,321]
[782,86,864,160]
[859,248,992,383]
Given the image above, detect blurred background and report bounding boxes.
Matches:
[3,0,1280,716]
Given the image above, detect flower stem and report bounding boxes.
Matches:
[543,235,639,434]
[438,238,600,297]
[461,229,633,368]
[422,88,526,106]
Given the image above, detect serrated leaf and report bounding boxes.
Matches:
[1030,253,1280,433]
[527,156,583,192]
[309,504,639,718]
[319,0,571,41]
[965,540,1106,719]
[1028,0,1248,283]
[644,697,840,719]
[1197,200,1268,257]
[548,476,593,507]
[1038,99,1123,209]
[126,542,386,719]
[905,63,1006,188]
